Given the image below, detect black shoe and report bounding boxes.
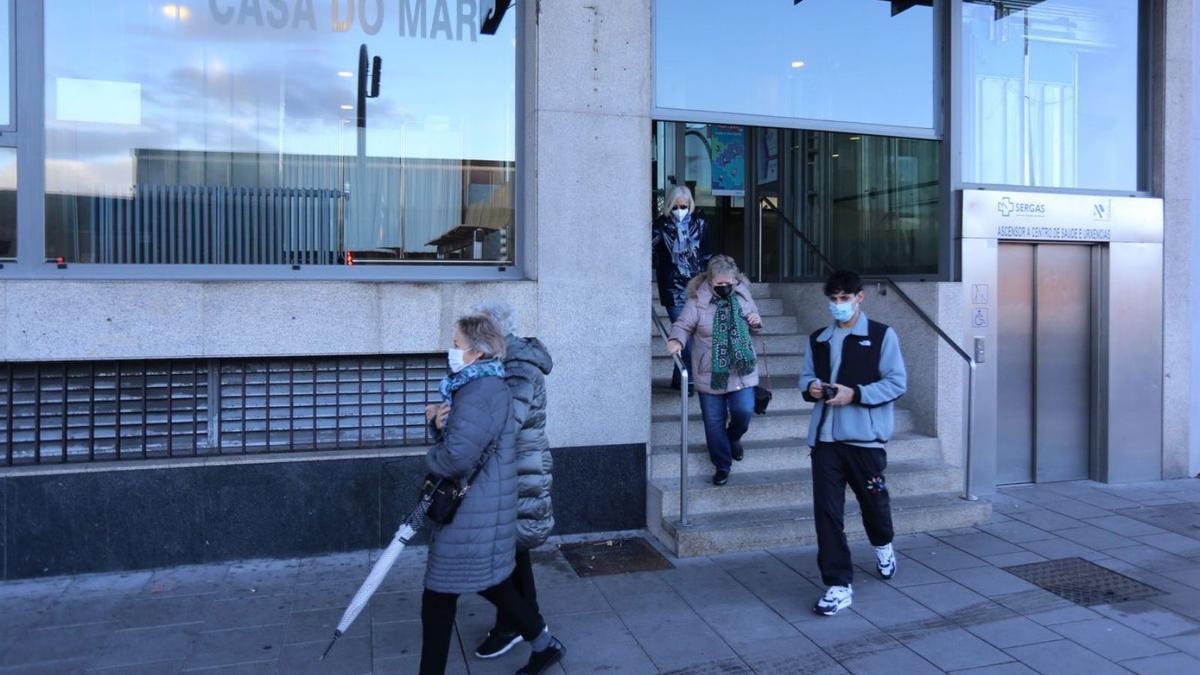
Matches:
[517,638,565,674]
[712,469,730,486]
[475,629,523,659]
[730,442,744,462]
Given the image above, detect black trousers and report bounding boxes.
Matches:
[494,549,539,634]
[420,576,546,675]
[812,441,895,587]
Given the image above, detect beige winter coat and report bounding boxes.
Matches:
[668,276,762,395]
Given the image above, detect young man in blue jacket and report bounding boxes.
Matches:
[800,270,907,616]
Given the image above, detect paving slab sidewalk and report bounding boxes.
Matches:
[2,479,1200,674]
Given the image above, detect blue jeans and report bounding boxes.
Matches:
[697,388,755,472]
[666,305,692,388]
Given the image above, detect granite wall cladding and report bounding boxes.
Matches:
[0,444,645,580]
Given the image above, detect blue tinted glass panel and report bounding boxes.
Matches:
[654,0,935,130]
[962,0,1140,190]
[44,1,516,265]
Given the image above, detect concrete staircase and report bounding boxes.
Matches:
[649,284,990,557]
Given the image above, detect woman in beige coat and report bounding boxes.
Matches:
[667,255,763,485]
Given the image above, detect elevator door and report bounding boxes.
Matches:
[997,243,1093,484]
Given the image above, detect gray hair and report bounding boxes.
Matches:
[468,300,518,336]
[706,254,740,278]
[663,185,695,217]
[456,314,507,360]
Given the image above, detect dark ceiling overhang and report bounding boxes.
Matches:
[794,0,1048,20]
[481,0,513,35]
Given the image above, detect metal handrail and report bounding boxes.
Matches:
[652,312,692,526]
[760,199,979,501]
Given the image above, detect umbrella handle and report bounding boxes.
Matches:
[321,630,343,661]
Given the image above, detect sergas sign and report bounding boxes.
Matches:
[962,190,1162,244]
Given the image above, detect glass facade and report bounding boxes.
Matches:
[792,132,940,277]
[44,0,516,266]
[0,0,10,128]
[654,0,935,130]
[962,0,1142,191]
[0,148,13,260]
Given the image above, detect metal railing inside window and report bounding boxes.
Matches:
[1,354,446,466]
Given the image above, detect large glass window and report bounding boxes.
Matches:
[792,132,940,277]
[962,0,1141,191]
[0,148,13,260]
[654,0,935,130]
[45,1,516,266]
[0,0,11,128]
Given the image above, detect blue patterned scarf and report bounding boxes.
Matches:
[439,359,507,405]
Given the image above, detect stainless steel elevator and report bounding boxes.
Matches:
[997,243,1095,484]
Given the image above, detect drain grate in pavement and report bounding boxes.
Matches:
[1003,557,1164,606]
[559,537,675,577]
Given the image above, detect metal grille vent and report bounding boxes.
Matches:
[2,354,445,465]
[1003,557,1164,606]
[1,360,208,464]
[216,356,443,453]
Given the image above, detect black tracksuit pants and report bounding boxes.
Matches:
[812,441,895,587]
[420,576,546,674]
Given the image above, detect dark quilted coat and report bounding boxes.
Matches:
[504,335,555,551]
[424,375,519,594]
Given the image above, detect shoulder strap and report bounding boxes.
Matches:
[462,436,499,490]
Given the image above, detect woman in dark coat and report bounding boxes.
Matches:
[468,301,556,660]
[652,185,712,391]
[419,314,565,675]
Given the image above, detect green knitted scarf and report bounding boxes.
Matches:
[710,294,757,391]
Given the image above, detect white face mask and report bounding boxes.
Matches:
[672,207,689,222]
[447,348,471,373]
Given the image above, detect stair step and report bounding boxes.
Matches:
[651,375,805,392]
[650,459,961,519]
[654,493,991,557]
[649,432,941,477]
[652,387,812,416]
[652,315,800,337]
[652,353,806,381]
[652,333,805,357]
[650,407,916,447]
[654,297,785,319]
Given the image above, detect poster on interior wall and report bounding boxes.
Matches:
[710,125,745,196]
[757,128,779,185]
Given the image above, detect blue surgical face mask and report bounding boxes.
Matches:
[829,301,857,323]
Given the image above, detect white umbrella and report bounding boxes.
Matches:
[321,495,432,660]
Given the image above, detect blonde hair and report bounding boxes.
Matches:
[687,255,751,298]
[468,300,517,336]
[456,314,507,359]
[663,185,695,217]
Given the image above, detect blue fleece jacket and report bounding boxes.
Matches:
[800,312,907,448]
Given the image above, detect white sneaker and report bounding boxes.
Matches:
[813,584,853,616]
[876,543,897,580]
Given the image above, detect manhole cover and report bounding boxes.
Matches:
[558,537,675,577]
[1003,557,1164,606]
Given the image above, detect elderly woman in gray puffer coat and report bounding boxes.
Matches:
[419,313,565,675]
[468,301,555,660]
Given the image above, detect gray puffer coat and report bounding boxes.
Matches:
[504,335,555,551]
[424,375,518,594]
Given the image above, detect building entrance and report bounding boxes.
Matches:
[996,243,1095,484]
[652,121,942,282]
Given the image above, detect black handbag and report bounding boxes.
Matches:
[420,438,497,526]
[754,338,773,415]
